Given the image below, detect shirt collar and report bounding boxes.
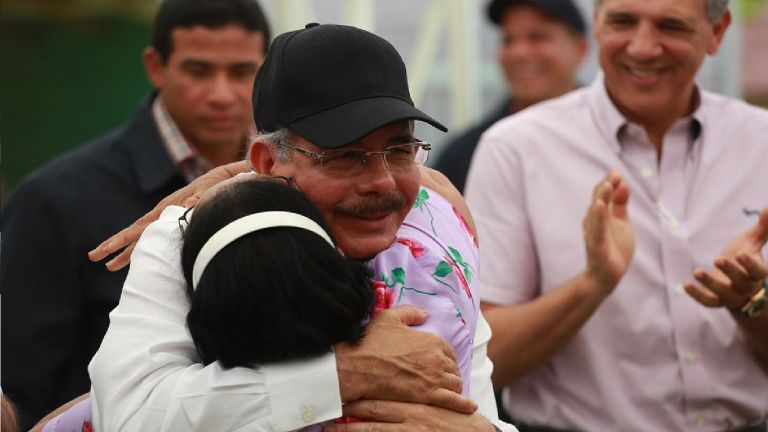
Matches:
[152,97,213,182]
[588,73,703,155]
[589,73,629,154]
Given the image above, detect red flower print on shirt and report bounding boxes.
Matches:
[453,206,478,248]
[82,420,93,432]
[456,308,466,326]
[372,280,395,317]
[445,256,473,304]
[396,237,426,258]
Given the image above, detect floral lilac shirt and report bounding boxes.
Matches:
[41,397,92,432]
[369,186,480,396]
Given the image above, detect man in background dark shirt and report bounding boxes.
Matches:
[0,1,269,428]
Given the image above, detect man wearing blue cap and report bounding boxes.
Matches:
[434,0,588,193]
[89,23,518,431]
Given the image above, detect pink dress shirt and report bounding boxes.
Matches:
[369,186,480,397]
[466,76,768,431]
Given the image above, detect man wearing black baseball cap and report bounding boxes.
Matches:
[435,0,588,193]
[90,23,517,432]
[250,22,450,260]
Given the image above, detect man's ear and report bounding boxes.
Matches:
[707,9,732,55]
[248,140,276,174]
[143,47,165,90]
[574,35,589,66]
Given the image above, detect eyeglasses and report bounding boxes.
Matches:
[178,206,195,235]
[177,174,300,234]
[263,174,300,191]
[276,141,431,175]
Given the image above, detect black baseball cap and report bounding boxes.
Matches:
[253,23,447,149]
[487,0,587,35]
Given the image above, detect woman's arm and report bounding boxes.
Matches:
[419,167,478,241]
[88,161,252,270]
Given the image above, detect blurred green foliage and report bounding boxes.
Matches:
[742,0,768,21]
[1,15,152,191]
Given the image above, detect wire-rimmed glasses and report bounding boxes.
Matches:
[276,141,431,176]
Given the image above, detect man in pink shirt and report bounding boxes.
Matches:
[466,0,768,430]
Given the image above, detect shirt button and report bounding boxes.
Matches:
[696,414,705,426]
[675,284,686,296]
[640,167,653,179]
[301,404,316,423]
[686,353,697,364]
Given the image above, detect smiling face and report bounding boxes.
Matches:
[144,24,265,155]
[254,121,421,260]
[497,4,587,107]
[594,0,730,124]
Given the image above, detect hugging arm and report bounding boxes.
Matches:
[420,167,478,236]
[90,165,466,271]
[90,208,475,431]
[324,314,517,432]
[88,160,252,271]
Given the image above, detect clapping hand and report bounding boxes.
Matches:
[582,170,636,297]
[685,208,768,311]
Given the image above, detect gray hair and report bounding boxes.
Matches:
[252,128,294,162]
[706,0,730,22]
[252,120,417,162]
[594,0,730,23]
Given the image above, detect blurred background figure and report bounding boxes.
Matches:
[0,0,269,429]
[434,0,588,193]
[3,0,766,195]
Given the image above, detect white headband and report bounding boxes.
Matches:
[192,211,335,289]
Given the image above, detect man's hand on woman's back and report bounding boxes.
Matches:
[334,305,477,414]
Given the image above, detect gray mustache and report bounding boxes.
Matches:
[335,193,407,217]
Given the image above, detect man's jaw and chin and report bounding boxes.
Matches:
[334,226,398,261]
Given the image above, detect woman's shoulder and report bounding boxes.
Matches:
[158,205,188,221]
[405,187,478,255]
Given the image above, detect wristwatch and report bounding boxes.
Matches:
[737,280,768,318]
